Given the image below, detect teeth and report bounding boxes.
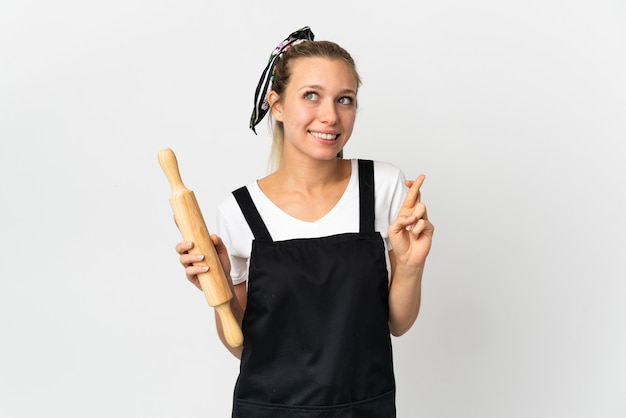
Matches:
[311,131,337,140]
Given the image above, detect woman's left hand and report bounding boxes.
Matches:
[388,174,434,269]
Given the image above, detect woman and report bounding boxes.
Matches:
[176,26,434,417]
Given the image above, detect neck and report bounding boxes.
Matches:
[275,156,348,191]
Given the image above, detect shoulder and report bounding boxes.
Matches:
[372,159,404,178]
[368,160,408,221]
[351,158,403,176]
[215,182,258,250]
[349,158,406,196]
[216,190,241,220]
[217,179,260,214]
[366,159,406,189]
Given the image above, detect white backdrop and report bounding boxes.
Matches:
[1,1,625,417]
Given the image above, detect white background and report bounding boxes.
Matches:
[1,1,625,417]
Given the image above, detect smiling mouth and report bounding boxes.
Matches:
[310,131,338,141]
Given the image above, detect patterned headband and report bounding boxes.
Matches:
[249,26,315,134]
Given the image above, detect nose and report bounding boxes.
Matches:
[318,99,338,125]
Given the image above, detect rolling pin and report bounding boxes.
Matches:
[158,147,243,348]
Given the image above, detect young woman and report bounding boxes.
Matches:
[176,26,434,417]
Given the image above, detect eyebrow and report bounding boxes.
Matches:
[299,84,357,95]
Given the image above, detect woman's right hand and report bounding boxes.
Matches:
[175,241,207,291]
[175,237,245,358]
[175,235,233,291]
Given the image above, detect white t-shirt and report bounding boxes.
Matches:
[216,159,408,285]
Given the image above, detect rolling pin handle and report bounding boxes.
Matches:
[158,148,186,194]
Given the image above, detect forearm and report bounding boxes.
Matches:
[214,282,246,359]
[388,258,424,336]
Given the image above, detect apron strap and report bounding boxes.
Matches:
[358,159,375,234]
[232,186,273,241]
[233,159,375,239]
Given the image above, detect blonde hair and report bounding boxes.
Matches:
[266,41,361,172]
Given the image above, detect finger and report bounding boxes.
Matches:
[409,219,434,240]
[409,219,428,238]
[180,253,204,266]
[211,234,228,256]
[401,174,426,208]
[175,241,193,254]
[389,215,418,235]
[403,203,428,233]
[411,202,428,221]
[210,234,224,249]
[186,265,209,277]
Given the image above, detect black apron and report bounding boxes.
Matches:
[231,159,396,417]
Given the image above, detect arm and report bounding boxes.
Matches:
[215,282,246,359]
[387,175,434,336]
[177,235,246,358]
[388,250,425,336]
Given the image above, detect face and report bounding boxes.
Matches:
[269,57,358,162]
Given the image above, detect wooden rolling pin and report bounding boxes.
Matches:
[158,148,243,348]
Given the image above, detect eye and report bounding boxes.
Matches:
[338,96,354,105]
[304,91,319,101]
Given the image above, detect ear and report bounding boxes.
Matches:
[268,91,283,122]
